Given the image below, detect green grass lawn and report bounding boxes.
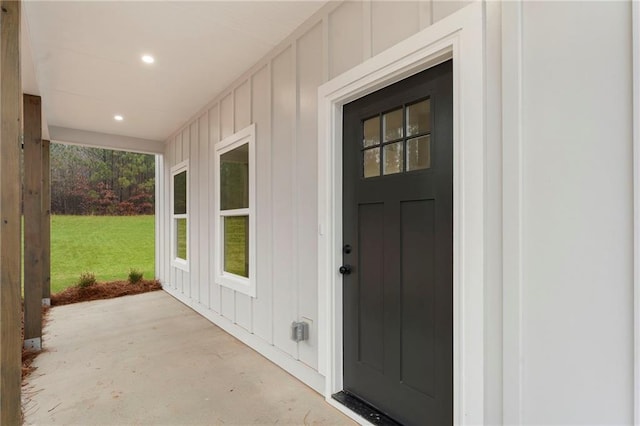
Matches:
[51,215,155,293]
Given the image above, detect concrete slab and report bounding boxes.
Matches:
[22,291,356,425]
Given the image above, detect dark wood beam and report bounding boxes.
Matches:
[0,0,23,423]
[42,140,51,304]
[23,94,42,350]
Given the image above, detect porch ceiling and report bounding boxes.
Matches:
[22,1,326,147]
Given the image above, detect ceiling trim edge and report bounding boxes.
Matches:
[49,126,164,155]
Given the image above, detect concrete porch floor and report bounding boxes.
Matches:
[22,291,356,425]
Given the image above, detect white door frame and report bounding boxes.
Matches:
[633,1,640,422]
[317,2,486,424]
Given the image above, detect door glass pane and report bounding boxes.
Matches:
[383,108,403,142]
[173,171,187,214]
[406,136,431,171]
[176,218,187,260]
[224,216,248,278]
[363,148,380,178]
[406,100,431,137]
[383,142,403,175]
[363,116,380,148]
[220,143,249,210]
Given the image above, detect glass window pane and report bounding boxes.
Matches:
[383,109,403,142]
[220,144,249,210]
[176,218,187,260]
[383,142,404,175]
[363,148,380,178]
[406,100,431,137]
[363,116,380,147]
[173,171,187,214]
[224,216,248,278]
[406,136,431,171]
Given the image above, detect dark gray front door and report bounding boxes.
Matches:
[341,60,453,425]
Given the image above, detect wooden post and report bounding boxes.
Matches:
[23,94,42,350]
[0,0,22,423]
[42,140,51,304]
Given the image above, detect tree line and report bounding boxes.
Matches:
[50,144,155,215]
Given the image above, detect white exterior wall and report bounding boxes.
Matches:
[518,1,634,423]
[157,0,637,423]
[159,0,470,394]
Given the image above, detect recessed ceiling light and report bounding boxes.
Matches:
[114,115,124,121]
[141,55,155,64]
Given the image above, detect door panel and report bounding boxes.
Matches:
[342,60,453,425]
[358,202,385,372]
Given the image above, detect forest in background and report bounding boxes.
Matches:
[50,143,155,215]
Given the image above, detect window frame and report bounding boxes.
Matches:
[214,124,256,297]
[171,160,189,271]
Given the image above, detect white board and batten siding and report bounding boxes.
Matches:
[159,0,470,393]
[157,1,639,424]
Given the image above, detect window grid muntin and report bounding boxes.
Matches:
[170,160,189,270]
[219,141,250,278]
[361,97,431,179]
[214,124,256,297]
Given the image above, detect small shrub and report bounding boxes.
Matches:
[128,269,143,284]
[77,272,97,288]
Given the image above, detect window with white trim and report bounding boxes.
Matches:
[171,160,189,271]
[215,124,256,297]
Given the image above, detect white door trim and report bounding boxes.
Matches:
[317,2,486,424]
[501,1,524,423]
[633,1,640,423]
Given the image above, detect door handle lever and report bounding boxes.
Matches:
[339,265,352,275]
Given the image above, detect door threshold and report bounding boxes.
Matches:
[331,391,402,426]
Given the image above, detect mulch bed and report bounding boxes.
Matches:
[51,279,162,306]
[22,279,162,379]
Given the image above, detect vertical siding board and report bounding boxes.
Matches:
[190,121,199,302]
[234,81,251,130]
[160,153,167,285]
[322,17,330,83]
[252,64,274,343]
[156,154,161,283]
[221,94,234,139]
[162,148,167,286]
[419,0,433,29]
[180,128,190,296]
[209,105,222,313]
[371,1,420,55]
[170,137,178,291]
[198,113,210,308]
[155,154,160,282]
[182,128,190,163]
[165,149,170,287]
[295,23,323,369]
[158,152,163,285]
[362,0,372,60]
[271,46,297,356]
[432,0,471,23]
[176,133,183,162]
[234,80,254,332]
[291,40,299,358]
[328,1,363,79]
[219,94,236,321]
